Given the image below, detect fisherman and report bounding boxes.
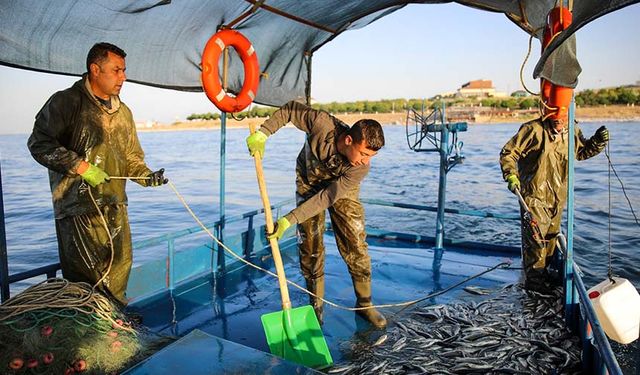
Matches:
[246,100,387,328]
[499,114,608,291]
[27,42,167,306]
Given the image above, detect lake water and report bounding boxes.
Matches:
[1,121,638,372]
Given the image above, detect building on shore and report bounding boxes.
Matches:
[456,79,507,98]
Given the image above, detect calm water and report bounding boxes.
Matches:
[1,122,639,371]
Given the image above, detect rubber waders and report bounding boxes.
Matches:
[353,279,387,328]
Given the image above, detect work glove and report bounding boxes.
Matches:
[592,126,609,145]
[266,217,291,241]
[506,174,520,193]
[147,168,168,187]
[79,163,110,187]
[246,130,268,158]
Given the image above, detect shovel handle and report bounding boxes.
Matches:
[514,188,532,214]
[249,124,292,310]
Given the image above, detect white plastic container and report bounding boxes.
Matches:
[587,277,640,344]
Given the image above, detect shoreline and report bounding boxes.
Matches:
[137,105,640,132]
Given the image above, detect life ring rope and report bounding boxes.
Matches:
[518,7,574,120]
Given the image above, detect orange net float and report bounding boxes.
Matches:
[540,6,573,121]
[201,29,260,113]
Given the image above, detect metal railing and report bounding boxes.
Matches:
[557,234,623,375]
[0,199,294,302]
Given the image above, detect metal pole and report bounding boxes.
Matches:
[0,160,9,302]
[214,46,230,273]
[219,112,226,242]
[219,47,229,243]
[564,98,577,326]
[435,102,448,250]
[304,52,312,106]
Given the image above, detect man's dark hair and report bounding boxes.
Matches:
[86,43,126,72]
[349,119,385,151]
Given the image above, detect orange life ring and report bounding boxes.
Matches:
[201,29,260,113]
[540,7,573,120]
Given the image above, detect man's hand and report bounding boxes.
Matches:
[506,174,520,193]
[79,162,110,187]
[148,168,168,187]
[246,130,268,158]
[593,126,609,145]
[266,217,291,240]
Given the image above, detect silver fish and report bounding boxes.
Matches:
[463,285,492,295]
[373,334,388,346]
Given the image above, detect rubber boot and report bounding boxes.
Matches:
[306,277,324,325]
[353,279,387,328]
[524,269,548,293]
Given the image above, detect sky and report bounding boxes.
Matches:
[0,3,639,135]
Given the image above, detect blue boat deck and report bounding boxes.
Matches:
[123,329,320,374]
[125,232,522,372]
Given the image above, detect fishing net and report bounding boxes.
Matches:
[0,278,141,374]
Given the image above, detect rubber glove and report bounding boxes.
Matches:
[79,162,109,187]
[148,168,168,187]
[246,130,268,158]
[593,126,609,145]
[267,217,291,240]
[506,174,520,193]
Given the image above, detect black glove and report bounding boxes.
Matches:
[593,126,609,145]
[148,168,168,187]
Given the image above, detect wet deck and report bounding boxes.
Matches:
[125,232,522,371]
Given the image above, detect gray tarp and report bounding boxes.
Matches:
[0,0,638,107]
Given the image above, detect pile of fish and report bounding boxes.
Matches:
[330,284,582,374]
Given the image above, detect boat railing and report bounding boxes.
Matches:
[1,198,518,300]
[361,198,520,221]
[572,266,623,375]
[1,198,297,300]
[557,234,623,375]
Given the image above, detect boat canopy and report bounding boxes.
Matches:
[0,0,637,107]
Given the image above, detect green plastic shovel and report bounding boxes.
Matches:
[249,126,333,369]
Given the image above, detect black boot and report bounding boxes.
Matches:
[353,279,387,328]
[306,277,325,325]
[524,269,548,293]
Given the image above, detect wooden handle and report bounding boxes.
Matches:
[249,124,292,310]
[515,189,532,214]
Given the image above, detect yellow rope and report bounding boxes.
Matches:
[519,24,565,120]
[0,278,134,332]
[519,30,542,97]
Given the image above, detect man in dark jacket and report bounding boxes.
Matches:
[500,116,608,291]
[246,101,387,328]
[28,42,167,306]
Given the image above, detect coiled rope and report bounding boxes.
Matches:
[0,183,134,332]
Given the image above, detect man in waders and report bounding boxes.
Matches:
[499,115,608,292]
[246,100,387,328]
[28,42,167,307]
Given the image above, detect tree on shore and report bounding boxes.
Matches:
[187,85,639,120]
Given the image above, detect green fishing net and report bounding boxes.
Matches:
[0,279,141,374]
